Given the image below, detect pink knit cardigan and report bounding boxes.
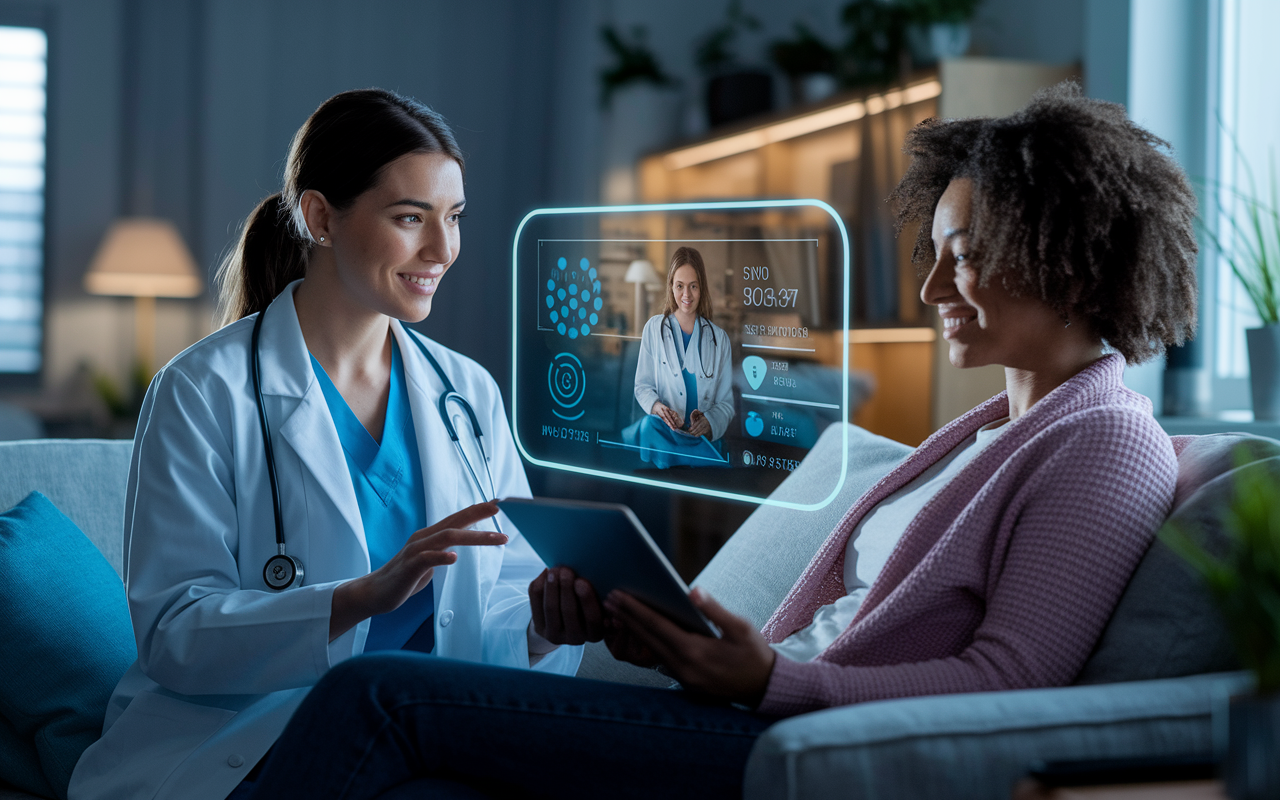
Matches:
[758,354,1176,716]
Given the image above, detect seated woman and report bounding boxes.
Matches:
[623,246,733,468]
[243,83,1198,799]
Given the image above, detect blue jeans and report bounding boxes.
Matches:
[245,653,773,799]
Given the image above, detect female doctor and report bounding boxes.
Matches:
[68,89,581,800]
[628,247,733,467]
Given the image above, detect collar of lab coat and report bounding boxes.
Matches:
[252,280,458,572]
[665,314,706,377]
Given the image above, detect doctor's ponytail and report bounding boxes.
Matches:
[215,89,464,327]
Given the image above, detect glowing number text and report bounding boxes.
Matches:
[743,287,799,308]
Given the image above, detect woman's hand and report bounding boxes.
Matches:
[604,587,776,707]
[687,409,711,438]
[651,401,682,430]
[528,567,606,646]
[329,502,506,641]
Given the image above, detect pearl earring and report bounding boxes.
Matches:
[318,236,325,243]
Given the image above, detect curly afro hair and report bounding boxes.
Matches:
[888,81,1198,364]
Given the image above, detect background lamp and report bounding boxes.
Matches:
[84,218,202,368]
[624,258,662,335]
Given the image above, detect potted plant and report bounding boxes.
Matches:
[1162,455,1280,799]
[835,0,912,89]
[903,0,980,65]
[769,23,838,106]
[599,24,674,110]
[696,0,773,127]
[597,25,680,203]
[1202,159,1280,420]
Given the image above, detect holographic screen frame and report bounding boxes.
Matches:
[510,200,851,511]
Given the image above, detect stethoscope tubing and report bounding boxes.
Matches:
[662,314,718,379]
[251,311,500,589]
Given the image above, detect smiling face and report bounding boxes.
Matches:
[922,178,1079,370]
[307,151,465,323]
[671,263,701,317]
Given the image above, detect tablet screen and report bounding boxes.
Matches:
[511,201,850,510]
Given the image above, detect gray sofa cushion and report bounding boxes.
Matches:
[576,423,910,685]
[1075,435,1280,684]
[745,670,1252,800]
[0,440,133,578]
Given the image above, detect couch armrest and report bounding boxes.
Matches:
[744,672,1250,800]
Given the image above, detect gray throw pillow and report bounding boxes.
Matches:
[1075,455,1280,684]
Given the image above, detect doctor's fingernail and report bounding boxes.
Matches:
[546,570,556,584]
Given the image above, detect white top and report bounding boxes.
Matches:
[772,417,1010,662]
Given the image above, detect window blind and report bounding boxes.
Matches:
[0,25,46,374]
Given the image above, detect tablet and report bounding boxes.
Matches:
[498,497,717,637]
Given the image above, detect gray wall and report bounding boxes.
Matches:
[24,0,1094,401]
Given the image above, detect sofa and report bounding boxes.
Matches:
[0,424,1273,799]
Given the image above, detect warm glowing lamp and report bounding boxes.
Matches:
[624,259,662,336]
[84,218,203,367]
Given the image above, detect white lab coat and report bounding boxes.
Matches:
[69,282,581,800]
[633,314,734,441]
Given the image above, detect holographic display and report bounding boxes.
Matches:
[511,201,851,510]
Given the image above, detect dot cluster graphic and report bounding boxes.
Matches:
[546,256,603,339]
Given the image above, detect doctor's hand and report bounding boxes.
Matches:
[651,402,681,430]
[604,587,776,708]
[687,410,711,438]
[329,502,506,642]
[528,567,606,646]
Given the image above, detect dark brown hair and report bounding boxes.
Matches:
[888,81,1198,364]
[664,246,715,322]
[215,88,464,326]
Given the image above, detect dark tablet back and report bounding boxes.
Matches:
[498,497,716,637]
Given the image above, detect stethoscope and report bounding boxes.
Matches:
[662,314,718,379]
[251,310,501,591]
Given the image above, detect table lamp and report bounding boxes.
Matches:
[624,259,662,336]
[84,218,203,369]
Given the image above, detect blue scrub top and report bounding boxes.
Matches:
[676,324,699,428]
[311,339,434,653]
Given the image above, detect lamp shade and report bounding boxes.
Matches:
[84,218,202,298]
[624,259,662,286]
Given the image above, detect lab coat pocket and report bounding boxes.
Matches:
[83,691,236,798]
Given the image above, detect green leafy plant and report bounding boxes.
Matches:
[836,0,911,88]
[599,25,674,109]
[1161,451,1280,694]
[93,361,151,421]
[1201,152,1280,326]
[695,0,762,75]
[769,23,837,79]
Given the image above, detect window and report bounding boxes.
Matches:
[1210,0,1280,412]
[0,24,45,379]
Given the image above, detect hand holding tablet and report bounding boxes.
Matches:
[500,497,718,638]
[507,496,778,705]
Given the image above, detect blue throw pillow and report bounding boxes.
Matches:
[0,491,136,800]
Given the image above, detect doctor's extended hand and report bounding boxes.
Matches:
[651,401,682,431]
[329,502,507,642]
[686,409,711,438]
[604,587,776,707]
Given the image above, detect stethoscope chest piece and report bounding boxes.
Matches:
[264,552,303,591]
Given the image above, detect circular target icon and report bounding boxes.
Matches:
[548,352,586,421]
